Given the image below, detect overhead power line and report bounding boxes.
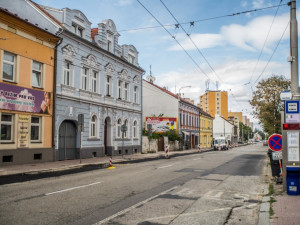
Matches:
[136,0,210,80]
[118,3,288,33]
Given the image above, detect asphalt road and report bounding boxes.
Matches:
[0,144,268,225]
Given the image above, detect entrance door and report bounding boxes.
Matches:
[58,120,77,160]
[104,117,111,155]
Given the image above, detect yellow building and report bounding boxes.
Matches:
[199,90,228,119]
[228,112,243,123]
[199,110,213,148]
[0,9,60,165]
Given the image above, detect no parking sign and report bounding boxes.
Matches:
[268,134,282,152]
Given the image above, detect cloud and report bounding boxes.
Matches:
[115,0,134,6]
[168,33,224,51]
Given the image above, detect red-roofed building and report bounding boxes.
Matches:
[143,79,212,149]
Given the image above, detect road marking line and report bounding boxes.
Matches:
[93,186,178,225]
[157,164,173,169]
[45,181,102,196]
[192,158,202,161]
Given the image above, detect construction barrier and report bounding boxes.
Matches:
[108,157,115,169]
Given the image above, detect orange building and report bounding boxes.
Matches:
[228,112,243,123]
[199,90,228,120]
[0,8,60,165]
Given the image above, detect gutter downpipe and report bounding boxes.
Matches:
[141,72,146,153]
[52,34,63,161]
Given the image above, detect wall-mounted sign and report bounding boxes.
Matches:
[145,117,177,133]
[285,100,300,123]
[0,82,51,114]
[287,131,300,162]
[18,115,30,148]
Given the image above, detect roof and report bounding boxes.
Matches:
[143,79,213,117]
[0,7,60,41]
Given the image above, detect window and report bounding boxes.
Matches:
[133,86,138,103]
[31,116,41,142]
[72,23,84,37]
[1,114,13,142]
[81,68,88,90]
[63,61,72,86]
[118,80,122,99]
[124,120,128,138]
[3,51,16,82]
[106,76,112,96]
[32,61,43,88]
[91,71,98,93]
[107,40,112,52]
[117,119,122,138]
[133,121,137,138]
[124,83,129,101]
[90,115,97,137]
[128,55,135,64]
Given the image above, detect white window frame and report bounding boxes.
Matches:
[32,61,43,88]
[81,67,89,90]
[63,61,72,86]
[2,51,16,82]
[72,23,84,37]
[0,113,14,142]
[30,116,41,142]
[133,86,138,103]
[106,76,112,96]
[91,70,98,93]
[90,115,97,138]
[118,80,122,99]
[124,83,129,101]
[117,119,122,138]
[133,120,137,139]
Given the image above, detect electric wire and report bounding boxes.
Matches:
[136,0,210,80]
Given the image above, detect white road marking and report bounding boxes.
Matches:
[192,158,202,161]
[45,181,102,196]
[157,164,173,169]
[93,186,178,225]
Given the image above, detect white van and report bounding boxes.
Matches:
[213,137,229,150]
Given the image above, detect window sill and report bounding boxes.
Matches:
[30,141,42,144]
[2,79,17,84]
[115,138,130,141]
[0,141,15,144]
[87,138,100,141]
[32,86,44,90]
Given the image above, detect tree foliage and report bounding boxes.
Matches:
[250,75,290,135]
[239,122,253,141]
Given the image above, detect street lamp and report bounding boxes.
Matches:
[178,85,192,97]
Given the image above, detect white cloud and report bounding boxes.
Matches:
[115,0,134,6]
[168,33,224,51]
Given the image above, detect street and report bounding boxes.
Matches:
[0,144,268,225]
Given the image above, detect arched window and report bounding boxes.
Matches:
[133,120,137,138]
[117,119,122,138]
[124,119,128,138]
[91,115,97,137]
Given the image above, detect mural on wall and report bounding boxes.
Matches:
[145,117,177,133]
[0,83,51,114]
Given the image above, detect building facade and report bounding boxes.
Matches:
[213,114,234,142]
[200,111,213,148]
[0,7,60,165]
[199,90,228,119]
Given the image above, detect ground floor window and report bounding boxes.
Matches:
[31,116,41,142]
[1,114,14,142]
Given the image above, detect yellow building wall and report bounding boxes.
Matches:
[200,115,213,148]
[0,20,56,150]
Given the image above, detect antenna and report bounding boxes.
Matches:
[216,81,219,91]
[146,65,156,83]
[205,79,210,90]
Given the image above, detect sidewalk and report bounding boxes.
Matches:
[258,163,300,225]
[0,148,212,180]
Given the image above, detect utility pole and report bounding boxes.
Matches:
[290,0,299,95]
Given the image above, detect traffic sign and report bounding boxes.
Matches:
[280,91,292,101]
[268,134,282,151]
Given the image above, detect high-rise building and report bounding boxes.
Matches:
[199,91,228,119]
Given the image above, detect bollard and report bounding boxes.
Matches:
[218,144,221,151]
[108,156,115,169]
[165,144,169,159]
[198,144,201,153]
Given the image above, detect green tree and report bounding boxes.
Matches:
[250,75,290,135]
[239,122,252,141]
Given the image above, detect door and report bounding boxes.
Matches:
[58,120,77,160]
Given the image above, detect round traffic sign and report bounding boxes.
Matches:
[268,134,282,151]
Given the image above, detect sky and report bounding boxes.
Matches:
[33,0,299,130]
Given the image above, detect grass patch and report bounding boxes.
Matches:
[267,183,274,196]
[269,197,277,217]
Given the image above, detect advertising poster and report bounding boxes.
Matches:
[0,82,51,114]
[18,115,30,148]
[145,117,177,133]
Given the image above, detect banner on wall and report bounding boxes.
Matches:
[0,82,51,114]
[145,117,177,133]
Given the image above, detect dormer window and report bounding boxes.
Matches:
[128,55,135,64]
[72,23,84,37]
